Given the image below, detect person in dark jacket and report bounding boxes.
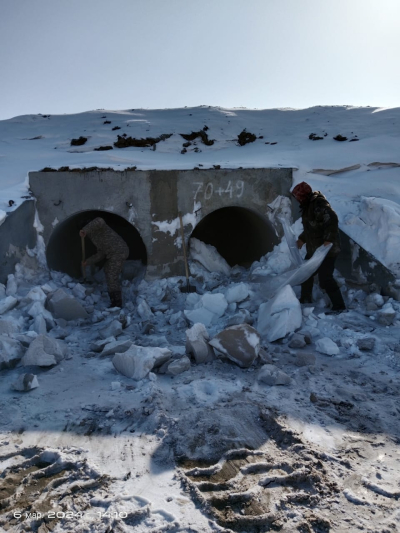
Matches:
[291,182,346,312]
[79,217,129,308]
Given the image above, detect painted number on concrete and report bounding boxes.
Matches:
[193,180,244,201]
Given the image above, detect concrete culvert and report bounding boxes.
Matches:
[190,206,279,268]
[46,210,147,279]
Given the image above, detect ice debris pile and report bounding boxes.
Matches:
[1,227,400,393]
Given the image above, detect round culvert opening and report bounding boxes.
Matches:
[190,206,278,267]
[46,210,147,279]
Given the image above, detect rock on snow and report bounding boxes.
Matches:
[90,336,116,352]
[377,303,396,326]
[11,373,39,392]
[288,333,307,349]
[258,364,291,386]
[356,337,375,351]
[209,323,260,368]
[100,339,132,357]
[166,356,191,376]
[294,351,316,367]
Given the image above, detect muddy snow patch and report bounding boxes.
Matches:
[177,410,339,532]
[0,447,109,532]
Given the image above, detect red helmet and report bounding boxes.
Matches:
[291,182,312,204]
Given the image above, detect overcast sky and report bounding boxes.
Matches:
[1,0,399,120]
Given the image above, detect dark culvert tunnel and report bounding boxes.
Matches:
[190,206,279,268]
[46,210,147,279]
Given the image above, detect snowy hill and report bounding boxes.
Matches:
[1,105,400,274]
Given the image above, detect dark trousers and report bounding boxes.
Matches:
[301,255,345,309]
[104,253,127,293]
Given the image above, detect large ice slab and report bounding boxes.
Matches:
[47,289,88,321]
[257,285,302,342]
[189,237,231,275]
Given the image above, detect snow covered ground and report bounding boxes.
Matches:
[0,106,400,532]
[1,232,400,532]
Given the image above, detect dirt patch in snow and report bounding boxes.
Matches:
[180,129,215,146]
[114,133,172,148]
[237,129,257,146]
[0,447,109,532]
[70,136,88,146]
[177,410,338,532]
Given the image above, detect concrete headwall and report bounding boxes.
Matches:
[4,173,397,296]
[29,168,293,279]
[0,200,37,284]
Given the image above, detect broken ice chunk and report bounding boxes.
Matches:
[257,285,302,342]
[11,373,39,392]
[315,337,340,356]
[47,289,88,321]
[0,296,18,315]
[186,323,215,364]
[189,237,231,275]
[225,283,249,304]
[113,345,172,380]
